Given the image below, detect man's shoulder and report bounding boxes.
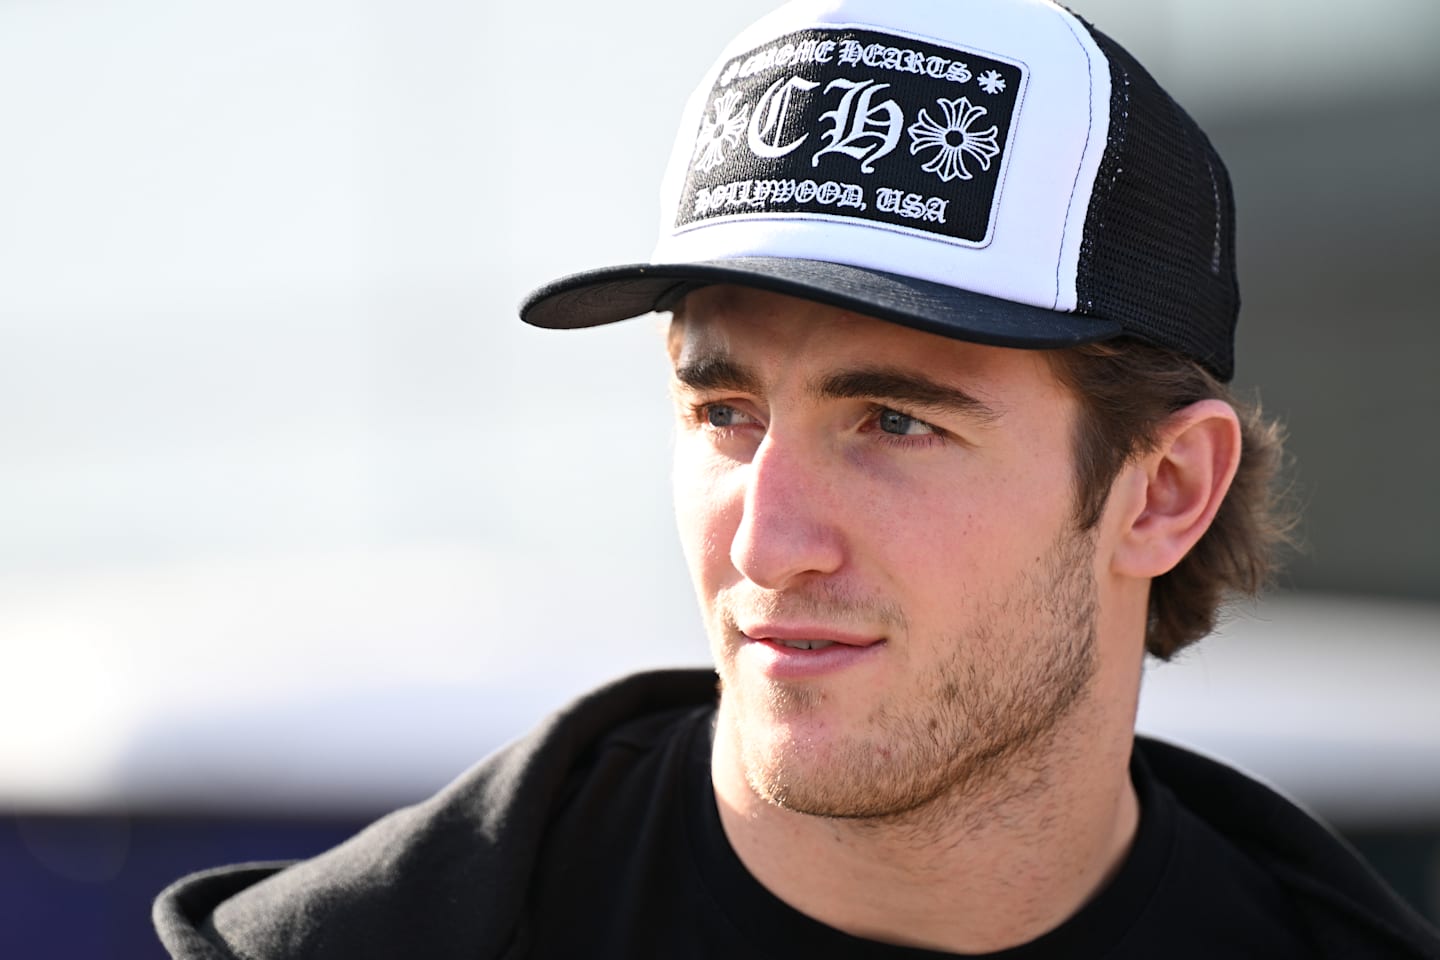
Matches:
[1136,736,1440,960]
[153,668,719,960]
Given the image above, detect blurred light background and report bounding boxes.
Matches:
[1,0,1437,955]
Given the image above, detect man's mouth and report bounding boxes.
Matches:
[774,638,837,651]
[739,626,883,649]
[735,628,886,679]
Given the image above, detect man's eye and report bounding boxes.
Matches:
[877,409,935,436]
[702,403,748,428]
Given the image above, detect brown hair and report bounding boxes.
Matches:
[1048,341,1296,660]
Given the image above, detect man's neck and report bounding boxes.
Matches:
[710,704,1140,954]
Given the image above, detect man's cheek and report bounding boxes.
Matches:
[676,444,739,543]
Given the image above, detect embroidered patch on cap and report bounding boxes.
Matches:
[676,27,1026,246]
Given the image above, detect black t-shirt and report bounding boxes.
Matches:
[525,703,1318,958]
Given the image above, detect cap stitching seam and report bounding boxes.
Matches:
[1052,8,1099,312]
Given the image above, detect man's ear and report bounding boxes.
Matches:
[1112,399,1242,579]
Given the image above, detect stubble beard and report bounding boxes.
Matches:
[712,527,1100,825]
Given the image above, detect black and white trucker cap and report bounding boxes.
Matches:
[520,0,1239,381]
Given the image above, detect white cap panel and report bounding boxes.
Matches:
[652,0,1111,313]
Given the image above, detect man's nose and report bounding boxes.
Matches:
[729,431,845,590]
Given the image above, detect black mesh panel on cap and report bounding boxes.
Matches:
[1074,23,1239,381]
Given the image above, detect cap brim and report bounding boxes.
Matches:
[520,257,1123,350]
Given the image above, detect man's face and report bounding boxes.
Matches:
[670,285,1103,820]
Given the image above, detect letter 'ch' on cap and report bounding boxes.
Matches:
[520,0,1240,381]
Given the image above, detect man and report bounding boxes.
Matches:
[155,1,1440,957]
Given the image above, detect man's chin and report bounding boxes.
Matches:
[725,673,855,740]
[739,740,845,815]
[738,735,937,821]
[731,708,877,806]
[723,684,977,822]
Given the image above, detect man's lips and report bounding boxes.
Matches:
[737,625,886,679]
[739,624,885,650]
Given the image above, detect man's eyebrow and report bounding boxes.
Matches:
[671,354,761,393]
[815,367,1002,423]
